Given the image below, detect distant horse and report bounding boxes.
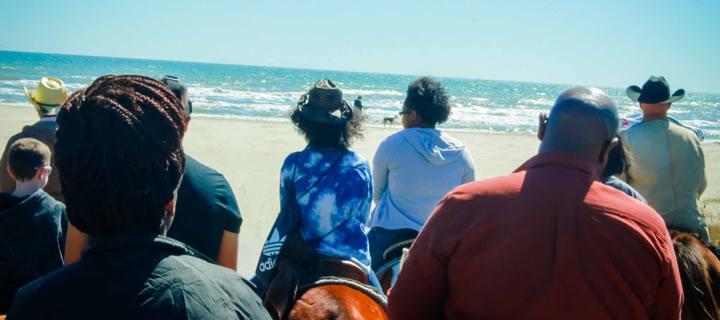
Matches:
[288,278,388,320]
[671,230,720,320]
[382,116,399,126]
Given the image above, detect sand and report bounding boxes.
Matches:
[2,104,719,276]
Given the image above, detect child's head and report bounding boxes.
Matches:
[7,138,52,186]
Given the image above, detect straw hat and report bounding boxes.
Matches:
[24,77,68,116]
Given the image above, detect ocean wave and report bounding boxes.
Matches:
[517,98,554,106]
[188,87,303,105]
[342,89,404,97]
[0,88,24,96]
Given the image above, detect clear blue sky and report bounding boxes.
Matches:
[1,0,719,93]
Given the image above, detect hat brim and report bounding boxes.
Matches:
[24,86,61,115]
[626,85,642,102]
[626,86,685,104]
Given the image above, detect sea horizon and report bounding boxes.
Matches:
[2,50,719,142]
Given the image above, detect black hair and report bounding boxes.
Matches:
[290,107,365,149]
[8,138,51,181]
[404,77,451,125]
[602,135,629,178]
[54,75,186,235]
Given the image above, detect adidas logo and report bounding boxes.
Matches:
[262,228,286,257]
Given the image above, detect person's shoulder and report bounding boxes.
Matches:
[376,131,406,150]
[444,172,524,201]
[667,121,702,142]
[150,255,269,317]
[184,155,221,176]
[587,182,667,234]
[345,151,371,170]
[9,262,79,312]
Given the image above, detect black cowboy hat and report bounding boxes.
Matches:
[626,76,685,104]
[297,79,352,125]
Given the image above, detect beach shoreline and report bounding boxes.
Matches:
[2,104,719,276]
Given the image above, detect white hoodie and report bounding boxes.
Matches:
[369,127,475,231]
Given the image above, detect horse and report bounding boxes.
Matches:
[671,230,720,320]
[263,248,389,320]
[382,116,399,126]
[375,239,414,295]
[288,278,388,320]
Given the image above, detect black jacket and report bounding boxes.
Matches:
[0,189,66,312]
[7,234,271,319]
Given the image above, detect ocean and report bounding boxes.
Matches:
[1,50,718,142]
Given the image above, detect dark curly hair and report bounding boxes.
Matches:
[404,77,451,125]
[54,75,186,235]
[290,106,365,149]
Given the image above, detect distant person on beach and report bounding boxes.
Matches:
[354,95,363,109]
[7,75,271,319]
[368,77,475,271]
[620,76,708,241]
[388,87,682,319]
[0,77,68,202]
[62,76,243,270]
[0,138,67,313]
[253,79,378,316]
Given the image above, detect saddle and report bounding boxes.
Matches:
[263,232,371,320]
[375,239,414,288]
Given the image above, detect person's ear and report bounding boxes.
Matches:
[36,166,50,180]
[537,113,548,141]
[183,116,191,133]
[410,110,421,124]
[599,137,619,166]
[164,199,176,218]
[7,167,15,180]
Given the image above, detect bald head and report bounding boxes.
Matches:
[540,87,619,161]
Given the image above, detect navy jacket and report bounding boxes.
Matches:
[8,234,271,319]
[0,189,66,312]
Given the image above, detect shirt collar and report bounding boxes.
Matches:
[39,117,56,122]
[83,233,212,262]
[514,151,601,180]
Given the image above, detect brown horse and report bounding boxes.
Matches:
[671,230,720,320]
[288,278,388,320]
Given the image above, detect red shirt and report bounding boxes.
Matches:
[388,152,682,320]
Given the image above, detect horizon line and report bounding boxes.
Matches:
[2,49,719,96]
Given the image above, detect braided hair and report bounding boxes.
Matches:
[55,75,186,235]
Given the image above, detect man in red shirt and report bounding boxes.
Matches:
[388,87,682,320]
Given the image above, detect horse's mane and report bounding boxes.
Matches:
[673,232,720,320]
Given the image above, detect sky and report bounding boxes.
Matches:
[1,0,719,93]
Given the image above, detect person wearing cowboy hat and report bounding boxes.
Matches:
[620,76,708,241]
[0,77,68,202]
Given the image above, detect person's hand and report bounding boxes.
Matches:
[537,112,548,140]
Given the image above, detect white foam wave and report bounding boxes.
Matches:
[188,87,303,105]
[342,89,404,97]
[0,88,25,96]
[517,98,554,106]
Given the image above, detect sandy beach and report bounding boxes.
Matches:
[2,104,719,276]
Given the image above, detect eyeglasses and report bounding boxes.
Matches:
[399,110,411,116]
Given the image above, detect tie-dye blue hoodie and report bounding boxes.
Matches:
[270,146,373,273]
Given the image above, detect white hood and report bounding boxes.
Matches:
[398,128,466,166]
